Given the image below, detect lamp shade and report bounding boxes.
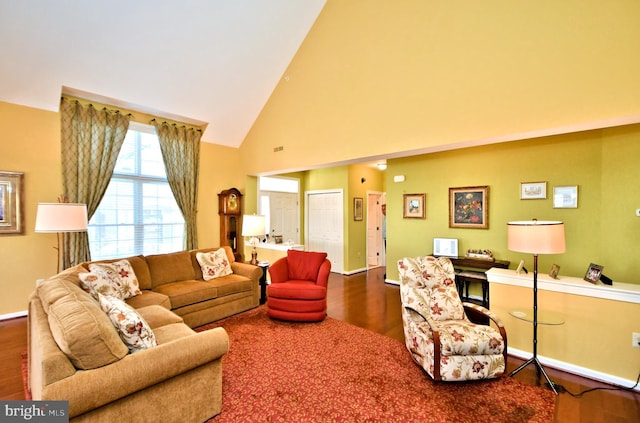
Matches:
[35,203,88,233]
[242,214,266,237]
[507,220,565,255]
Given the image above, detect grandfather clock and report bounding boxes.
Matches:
[218,188,243,261]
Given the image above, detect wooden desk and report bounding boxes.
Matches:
[435,256,510,309]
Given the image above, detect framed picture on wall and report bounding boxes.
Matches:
[0,171,24,235]
[520,181,547,199]
[403,193,426,219]
[553,185,578,208]
[353,197,363,221]
[449,186,489,229]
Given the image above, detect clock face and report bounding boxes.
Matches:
[227,193,239,212]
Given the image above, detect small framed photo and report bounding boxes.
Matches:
[403,193,426,219]
[0,171,24,236]
[449,186,489,229]
[584,263,603,284]
[353,197,363,221]
[550,264,560,279]
[515,259,525,275]
[433,238,458,258]
[553,185,578,208]
[520,181,547,200]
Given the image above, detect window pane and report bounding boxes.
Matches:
[140,132,166,177]
[114,131,138,174]
[88,126,185,261]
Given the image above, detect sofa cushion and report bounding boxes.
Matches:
[38,274,129,369]
[136,305,184,329]
[125,290,171,310]
[37,265,88,313]
[98,293,157,353]
[207,274,254,297]
[79,259,142,300]
[287,250,328,281]
[196,248,233,280]
[147,251,195,288]
[154,280,218,309]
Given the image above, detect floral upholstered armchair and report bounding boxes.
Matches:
[397,256,507,381]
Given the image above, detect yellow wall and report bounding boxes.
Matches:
[0,102,61,316]
[0,101,244,316]
[385,128,640,284]
[491,282,640,382]
[240,0,640,175]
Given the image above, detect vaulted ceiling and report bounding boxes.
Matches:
[0,0,326,147]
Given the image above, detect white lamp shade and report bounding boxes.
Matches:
[35,203,88,232]
[507,220,565,255]
[242,214,266,237]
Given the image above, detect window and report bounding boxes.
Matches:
[88,123,185,260]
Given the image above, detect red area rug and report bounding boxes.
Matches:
[198,306,556,422]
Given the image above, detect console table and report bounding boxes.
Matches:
[436,256,510,308]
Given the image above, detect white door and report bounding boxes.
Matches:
[268,192,299,243]
[305,190,343,273]
[367,193,383,267]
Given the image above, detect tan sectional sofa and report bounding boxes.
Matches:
[28,246,262,422]
[88,246,262,328]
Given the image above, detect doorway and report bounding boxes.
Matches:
[367,192,385,269]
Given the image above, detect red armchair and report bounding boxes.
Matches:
[267,250,331,322]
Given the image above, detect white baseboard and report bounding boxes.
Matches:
[0,310,27,320]
[343,267,367,276]
[508,347,640,392]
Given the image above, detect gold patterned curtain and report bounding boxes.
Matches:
[60,97,131,268]
[151,120,201,250]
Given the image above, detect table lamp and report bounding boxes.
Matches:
[507,219,565,394]
[242,214,265,265]
[35,202,88,273]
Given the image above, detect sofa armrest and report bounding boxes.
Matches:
[43,326,229,418]
[231,261,262,282]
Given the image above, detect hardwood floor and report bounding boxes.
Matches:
[326,267,639,423]
[2,266,638,422]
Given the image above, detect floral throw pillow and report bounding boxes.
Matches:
[196,248,233,280]
[79,259,142,300]
[98,293,157,353]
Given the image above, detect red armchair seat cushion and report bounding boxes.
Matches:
[267,281,326,300]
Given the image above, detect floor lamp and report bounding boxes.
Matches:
[242,214,266,265]
[507,220,565,395]
[35,203,89,274]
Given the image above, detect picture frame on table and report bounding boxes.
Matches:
[0,171,24,236]
[433,238,458,258]
[520,181,547,200]
[449,186,489,229]
[553,185,578,208]
[353,197,363,221]
[584,263,603,284]
[403,193,426,219]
